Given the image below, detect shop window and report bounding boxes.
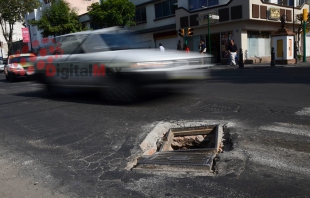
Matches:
[247,31,271,58]
[135,7,147,23]
[221,31,234,58]
[155,0,177,19]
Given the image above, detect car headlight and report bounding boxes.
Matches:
[130,61,178,69]
[9,65,24,71]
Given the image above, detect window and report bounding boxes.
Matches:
[188,0,219,11]
[155,0,177,19]
[247,31,270,58]
[262,0,305,6]
[135,7,147,23]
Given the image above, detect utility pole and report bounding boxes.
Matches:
[208,14,211,54]
[293,1,296,62]
[206,14,219,55]
[303,8,307,62]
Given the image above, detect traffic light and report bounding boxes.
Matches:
[178,28,184,37]
[303,9,308,21]
[188,28,194,37]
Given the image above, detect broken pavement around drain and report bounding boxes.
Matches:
[128,121,229,173]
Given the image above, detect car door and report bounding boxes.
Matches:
[40,34,89,87]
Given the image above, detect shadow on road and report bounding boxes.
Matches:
[12,85,188,106]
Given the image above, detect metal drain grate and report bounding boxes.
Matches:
[133,124,223,171]
[137,152,215,167]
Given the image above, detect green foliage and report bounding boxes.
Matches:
[0,0,40,24]
[87,0,135,28]
[0,0,40,54]
[30,0,85,37]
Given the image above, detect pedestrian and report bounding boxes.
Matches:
[177,40,182,51]
[227,39,237,66]
[199,39,206,54]
[198,39,206,65]
[159,43,165,52]
[183,44,190,53]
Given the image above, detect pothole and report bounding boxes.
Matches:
[129,122,233,173]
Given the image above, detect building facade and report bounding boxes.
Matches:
[24,0,310,64]
[0,22,25,58]
[130,0,310,63]
[64,0,100,15]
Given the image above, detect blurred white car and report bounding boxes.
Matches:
[34,27,214,101]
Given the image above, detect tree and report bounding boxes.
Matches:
[30,0,85,37]
[0,0,41,55]
[87,0,135,29]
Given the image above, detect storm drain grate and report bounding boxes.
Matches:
[133,124,223,171]
[136,152,215,167]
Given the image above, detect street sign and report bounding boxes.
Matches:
[197,12,217,25]
[22,28,30,43]
[210,15,219,19]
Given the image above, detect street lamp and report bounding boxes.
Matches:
[203,14,219,55]
[201,6,211,54]
[293,2,297,63]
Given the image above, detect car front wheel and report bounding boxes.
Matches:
[7,73,15,82]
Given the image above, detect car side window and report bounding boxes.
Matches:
[81,34,109,53]
[57,34,87,54]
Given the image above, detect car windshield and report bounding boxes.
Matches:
[10,56,32,63]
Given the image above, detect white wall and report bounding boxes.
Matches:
[26,6,55,52]
[0,21,24,58]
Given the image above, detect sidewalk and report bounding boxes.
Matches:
[210,57,310,70]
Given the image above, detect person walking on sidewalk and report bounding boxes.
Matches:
[199,39,206,54]
[227,39,237,66]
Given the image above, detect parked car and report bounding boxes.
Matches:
[4,53,36,82]
[34,27,214,101]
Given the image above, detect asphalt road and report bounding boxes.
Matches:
[0,65,310,198]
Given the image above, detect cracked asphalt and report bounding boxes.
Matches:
[0,65,310,198]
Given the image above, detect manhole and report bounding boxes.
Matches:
[133,124,223,171]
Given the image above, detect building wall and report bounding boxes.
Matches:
[65,0,100,15]
[0,21,25,58]
[26,5,55,53]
